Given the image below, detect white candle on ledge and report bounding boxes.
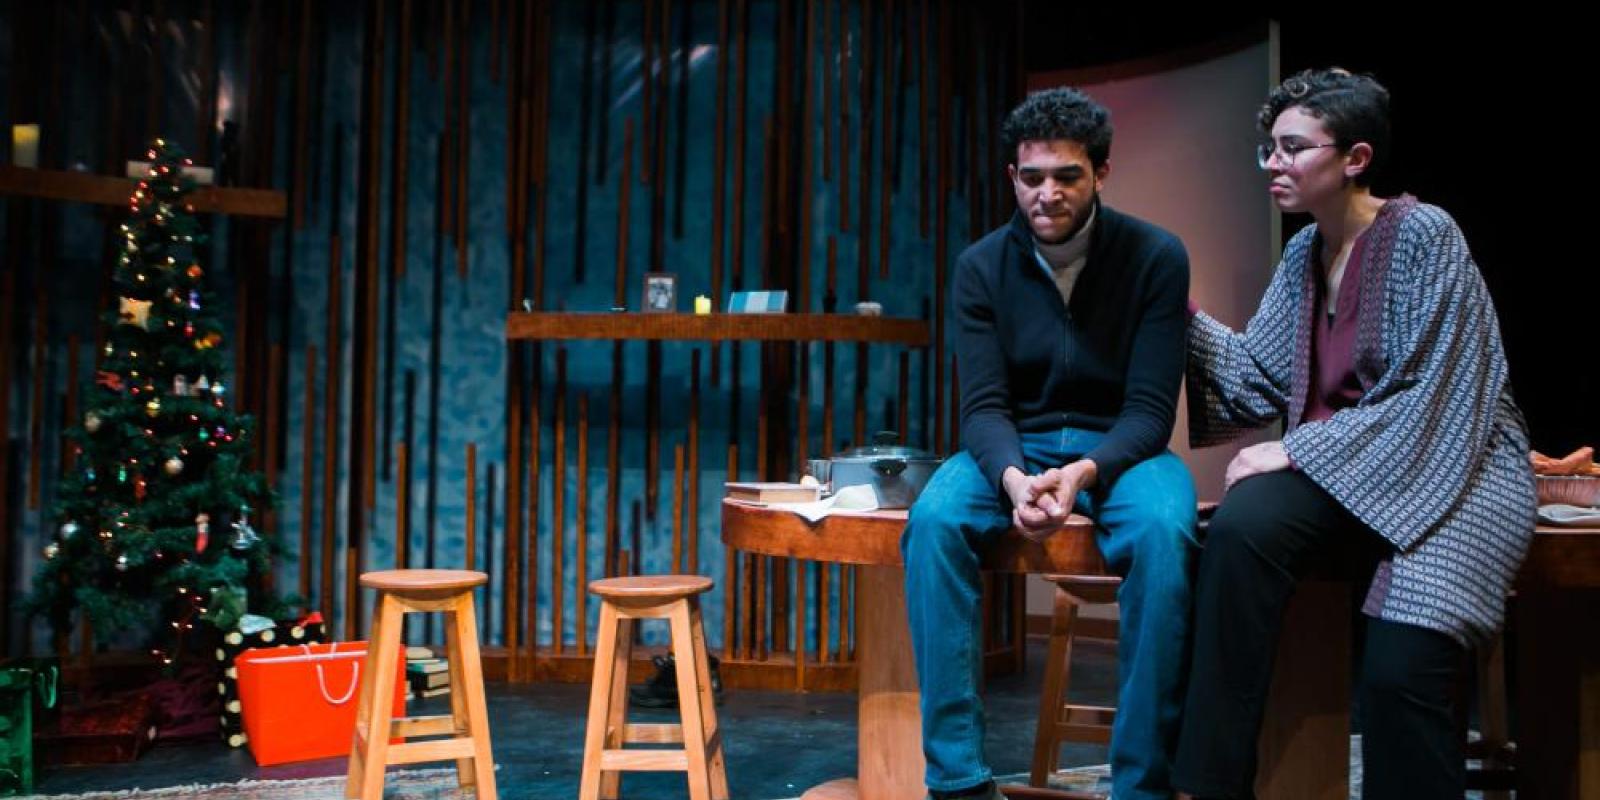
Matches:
[12,124,39,168]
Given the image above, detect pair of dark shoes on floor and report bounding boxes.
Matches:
[627,653,726,708]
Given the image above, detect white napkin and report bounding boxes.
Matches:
[769,483,880,523]
[1537,503,1600,527]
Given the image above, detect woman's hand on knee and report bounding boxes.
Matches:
[1224,441,1292,492]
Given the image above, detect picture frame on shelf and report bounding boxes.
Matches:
[642,272,677,313]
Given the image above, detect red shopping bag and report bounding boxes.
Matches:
[235,641,407,766]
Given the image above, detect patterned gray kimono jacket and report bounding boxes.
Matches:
[1186,195,1536,647]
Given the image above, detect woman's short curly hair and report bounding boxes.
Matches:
[1000,87,1112,168]
[1259,67,1391,187]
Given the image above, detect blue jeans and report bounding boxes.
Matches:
[902,428,1198,799]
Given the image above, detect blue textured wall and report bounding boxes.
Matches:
[4,0,1000,655]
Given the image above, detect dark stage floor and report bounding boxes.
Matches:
[31,640,1118,799]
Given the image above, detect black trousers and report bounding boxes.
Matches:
[1171,469,1465,800]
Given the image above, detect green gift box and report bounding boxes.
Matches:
[0,661,60,796]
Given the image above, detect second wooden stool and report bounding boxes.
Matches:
[346,569,496,800]
[579,575,728,800]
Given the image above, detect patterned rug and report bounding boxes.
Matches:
[26,738,1502,800]
[771,735,1502,799]
[995,764,1112,796]
[21,769,473,800]
[975,735,1501,800]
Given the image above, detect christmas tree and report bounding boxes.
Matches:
[27,139,289,665]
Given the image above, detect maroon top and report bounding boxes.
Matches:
[1301,231,1369,424]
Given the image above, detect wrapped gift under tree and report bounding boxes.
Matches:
[215,613,327,748]
[0,662,60,795]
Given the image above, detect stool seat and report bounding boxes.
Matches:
[359,568,487,592]
[588,574,714,600]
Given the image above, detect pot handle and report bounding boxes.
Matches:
[871,457,907,477]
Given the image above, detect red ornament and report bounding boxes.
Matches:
[186,265,203,279]
[94,371,125,391]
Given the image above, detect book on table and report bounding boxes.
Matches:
[724,481,821,504]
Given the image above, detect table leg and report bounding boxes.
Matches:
[802,564,925,800]
[1516,587,1600,799]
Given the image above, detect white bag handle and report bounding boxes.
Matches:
[304,642,361,706]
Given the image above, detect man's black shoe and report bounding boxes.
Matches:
[627,653,725,708]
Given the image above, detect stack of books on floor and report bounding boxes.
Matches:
[405,646,450,700]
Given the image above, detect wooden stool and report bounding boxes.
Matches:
[1029,574,1122,790]
[1466,630,1513,799]
[345,569,495,800]
[579,575,728,800]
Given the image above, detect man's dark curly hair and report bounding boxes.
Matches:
[1259,67,1391,187]
[1000,87,1112,168]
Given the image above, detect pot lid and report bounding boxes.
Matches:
[833,431,940,462]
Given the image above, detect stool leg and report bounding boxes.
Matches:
[348,593,405,800]
[690,599,730,800]
[344,593,388,798]
[580,602,624,800]
[443,604,475,789]
[1477,631,1511,800]
[669,599,715,800]
[1030,584,1078,787]
[450,592,498,800]
[599,615,635,800]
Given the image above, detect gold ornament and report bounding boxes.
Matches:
[118,296,153,328]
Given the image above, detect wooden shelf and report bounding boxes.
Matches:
[0,164,286,219]
[504,312,931,346]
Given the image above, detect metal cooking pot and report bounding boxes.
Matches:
[826,431,943,509]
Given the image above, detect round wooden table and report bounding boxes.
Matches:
[721,499,1102,800]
